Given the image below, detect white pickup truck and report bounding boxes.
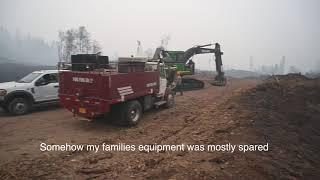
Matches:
[0,70,59,115]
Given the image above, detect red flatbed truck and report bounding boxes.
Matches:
[59,55,175,126]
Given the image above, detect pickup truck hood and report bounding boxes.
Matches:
[0,81,29,90]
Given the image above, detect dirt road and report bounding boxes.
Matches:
[0,78,257,162]
[3,77,318,179]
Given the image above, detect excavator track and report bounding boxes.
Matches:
[181,76,227,91]
[181,77,205,91]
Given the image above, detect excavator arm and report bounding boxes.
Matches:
[151,43,227,88]
[164,43,226,86]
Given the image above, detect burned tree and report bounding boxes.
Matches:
[57,26,102,62]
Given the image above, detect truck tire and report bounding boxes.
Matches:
[119,100,142,126]
[8,97,31,115]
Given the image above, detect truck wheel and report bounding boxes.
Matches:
[8,98,31,115]
[123,100,142,126]
[165,93,175,108]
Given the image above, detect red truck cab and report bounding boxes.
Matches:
[59,55,174,126]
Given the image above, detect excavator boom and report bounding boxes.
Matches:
[155,43,227,88]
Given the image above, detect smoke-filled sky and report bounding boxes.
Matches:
[1,0,319,71]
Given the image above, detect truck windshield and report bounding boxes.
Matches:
[17,72,42,83]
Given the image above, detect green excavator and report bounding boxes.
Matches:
[152,43,226,90]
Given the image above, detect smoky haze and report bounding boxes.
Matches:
[0,0,319,72]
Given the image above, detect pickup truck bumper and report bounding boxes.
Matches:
[59,95,111,119]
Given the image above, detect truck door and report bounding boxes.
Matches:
[34,73,59,102]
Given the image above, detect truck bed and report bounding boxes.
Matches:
[59,70,160,118]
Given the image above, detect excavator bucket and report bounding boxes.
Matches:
[210,74,227,86]
[210,79,227,86]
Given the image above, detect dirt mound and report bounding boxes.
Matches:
[234,74,320,179]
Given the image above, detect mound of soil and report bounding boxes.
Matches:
[234,74,320,179]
